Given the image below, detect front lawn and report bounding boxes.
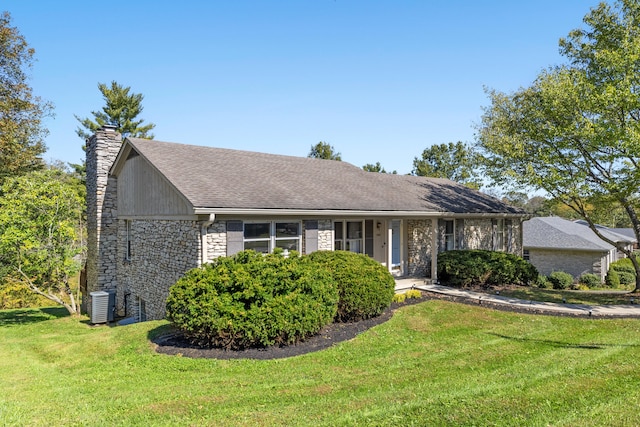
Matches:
[2,301,640,426]
[494,286,638,305]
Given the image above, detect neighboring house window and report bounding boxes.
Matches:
[444,220,455,251]
[523,249,530,261]
[125,220,133,261]
[334,221,364,253]
[243,221,301,253]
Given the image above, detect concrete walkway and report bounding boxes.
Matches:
[394,277,640,318]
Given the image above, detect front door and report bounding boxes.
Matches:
[390,219,403,276]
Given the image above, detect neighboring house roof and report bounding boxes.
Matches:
[111,138,525,215]
[523,217,636,252]
[607,228,635,241]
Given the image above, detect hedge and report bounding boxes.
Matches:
[437,250,538,288]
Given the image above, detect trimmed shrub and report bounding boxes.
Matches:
[610,258,638,287]
[307,250,396,322]
[166,250,338,349]
[548,271,573,290]
[578,273,601,289]
[437,250,538,288]
[535,275,552,289]
[404,289,422,299]
[605,268,621,288]
[392,293,407,303]
[618,271,636,286]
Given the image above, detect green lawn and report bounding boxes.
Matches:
[2,301,640,426]
[495,286,638,305]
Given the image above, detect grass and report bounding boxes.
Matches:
[2,302,640,426]
[494,285,638,305]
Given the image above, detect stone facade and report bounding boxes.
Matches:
[205,221,227,262]
[318,219,333,250]
[407,219,433,277]
[463,219,493,250]
[117,219,201,320]
[84,126,121,317]
[528,248,607,281]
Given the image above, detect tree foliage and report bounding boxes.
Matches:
[75,80,155,142]
[477,0,640,291]
[362,162,397,174]
[0,169,84,314]
[0,12,52,184]
[308,141,341,160]
[412,141,482,189]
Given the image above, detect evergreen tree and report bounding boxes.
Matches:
[308,141,341,160]
[75,81,155,143]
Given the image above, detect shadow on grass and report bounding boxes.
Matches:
[0,306,69,327]
[488,332,640,349]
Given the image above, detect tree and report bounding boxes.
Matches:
[412,141,482,189]
[476,0,640,291]
[0,168,84,314]
[362,162,397,174]
[75,80,155,141]
[308,141,341,160]
[0,12,52,184]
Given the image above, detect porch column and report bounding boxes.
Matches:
[431,218,438,281]
[387,224,393,274]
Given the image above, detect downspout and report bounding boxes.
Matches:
[200,214,216,266]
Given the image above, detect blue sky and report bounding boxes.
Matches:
[4,0,596,174]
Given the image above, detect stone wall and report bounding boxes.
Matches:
[528,248,606,281]
[462,218,493,250]
[205,220,227,262]
[407,219,432,277]
[117,219,201,320]
[318,219,333,250]
[85,126,121,316]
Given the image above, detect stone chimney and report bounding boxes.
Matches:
[84,125,121,317]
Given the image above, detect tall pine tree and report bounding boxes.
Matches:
[75,81,155,142]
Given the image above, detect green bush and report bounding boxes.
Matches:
[404,289,422,299]
[535,275,552,289]
[307,250,395,322]
[618,271,635,286]
[166,250,338,350]
[609,258,637,286]
[392,293,407,303]
[437,250,538,288]
[605,269,621,288]
[578,273,601,289]
[548,271,573,290]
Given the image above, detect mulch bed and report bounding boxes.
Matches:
[152,295,429,360]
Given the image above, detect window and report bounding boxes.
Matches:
[444,220,455,251]
[125,220,133,260]
[243,221,300,253]
[334,221,364,253]
[523,249,530,261]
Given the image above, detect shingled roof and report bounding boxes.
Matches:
[523,217,635,251]
[115,138,524,215]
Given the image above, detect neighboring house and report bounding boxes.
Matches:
[523,217,636,282]
[85,126,526,321]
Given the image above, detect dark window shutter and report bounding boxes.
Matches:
[226,220,244,256]
[365,220,374,257]
[456,219,465,249]
[304,220,318,254]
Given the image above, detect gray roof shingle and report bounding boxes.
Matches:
[523,217,636,251]
[121,138,524,214]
